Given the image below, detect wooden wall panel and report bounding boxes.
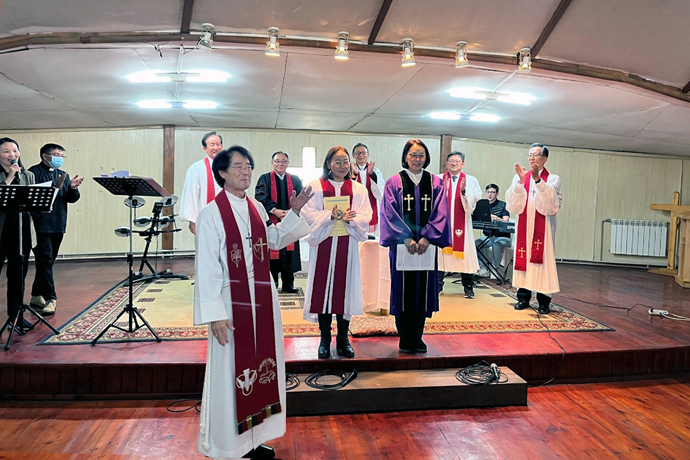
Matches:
[682,159,690,206]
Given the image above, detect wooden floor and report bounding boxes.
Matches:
[1,257,690,399]
[0,378,688,459]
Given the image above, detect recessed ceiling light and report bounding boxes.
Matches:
[136,100,218,109]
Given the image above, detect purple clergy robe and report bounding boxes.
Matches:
[380,170,451,317]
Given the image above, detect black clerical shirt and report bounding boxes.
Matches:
[28,162,80,233]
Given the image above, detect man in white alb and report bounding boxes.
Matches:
[180,131,223,235]
[351,143,384,237]
[506,143,561,314]
[194,145,313,459]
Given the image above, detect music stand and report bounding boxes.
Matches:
[0,185,61,350]
[90,176,168,345]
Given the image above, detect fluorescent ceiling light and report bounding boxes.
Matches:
[136,100,218,109]
[429,111,461,120]
[183,101,218,109]
[136,100,172,109]
[185,70,231,83]
[447,87,535,105]
[428,112,500,122]
[127,71,171,83]
[127,70,230,83]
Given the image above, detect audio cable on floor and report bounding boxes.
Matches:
[456,361,508,385]
[305,369,358,390]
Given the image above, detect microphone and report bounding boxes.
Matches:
[490,363,500,382]
[10,159,17,165]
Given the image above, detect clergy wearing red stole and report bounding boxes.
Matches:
[193,146,313,459]
[254,151,304,293]
[380,139,451,354]
[437,151,482,299]
[506,143,562,314]
[301,146,372,359]
[180,131,223,236]
[351,143,385,238]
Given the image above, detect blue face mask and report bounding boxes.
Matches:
[48,156,63,169]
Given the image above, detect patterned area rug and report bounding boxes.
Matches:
[41,276,611,345]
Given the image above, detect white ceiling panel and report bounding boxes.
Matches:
[0,109,110,130]
[276,109,365,132]
[635,105,690,144]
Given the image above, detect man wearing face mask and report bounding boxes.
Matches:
[28,143,83,316]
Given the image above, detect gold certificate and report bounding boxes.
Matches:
[323,195,351,237]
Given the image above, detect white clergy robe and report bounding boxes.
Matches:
[354,164,385,237]
[193,190,311,459]
[437,173,482,273]
[505,171,562,294]
[301,178,372,322]
[180,157,222,224]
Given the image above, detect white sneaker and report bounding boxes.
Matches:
[42,299,56,316]
[30,295,46,309]
[477,268,490,278]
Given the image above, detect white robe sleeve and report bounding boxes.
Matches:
[505,174,527,215]
[301,180,337,247]
[180,163,201,223]
[256,199,312,250]
[371,166,385,202]
[193,205,228,325]
[461,175,482,213]
[346,182,373,242]
[533,174,561,216]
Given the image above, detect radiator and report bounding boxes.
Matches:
[610,219,667,257]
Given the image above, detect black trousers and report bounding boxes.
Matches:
[31,233,64,301]
[270,260,295,289]
[517,288,551,307]
[0,212,32,318]
[395,306,426,351]
[438,271,474,290]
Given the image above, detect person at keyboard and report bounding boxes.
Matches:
[476,184,511,278]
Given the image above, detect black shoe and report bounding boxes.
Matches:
[399,347,415,354]
[538,304,551,314]
[416,339,427,354]
[464,287,474,299]
[281,287,299,294]
[514,301,530,310]
[243,443,276,459]
[336,336,355,358]
[318,338,331,359]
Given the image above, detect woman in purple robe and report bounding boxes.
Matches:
[379,139,450,354]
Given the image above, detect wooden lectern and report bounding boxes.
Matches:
[649,192,690,288]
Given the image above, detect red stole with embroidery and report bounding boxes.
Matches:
[269,171,294,259]
[309,178,352,315]
[215,191,281,435]
[441,171,466,259]
[356,165,378,226]
[204,157,215,204]
[515,169,549,272]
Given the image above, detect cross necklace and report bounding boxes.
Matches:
[233,205,253,243]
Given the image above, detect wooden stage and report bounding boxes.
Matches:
[1,258,689,400]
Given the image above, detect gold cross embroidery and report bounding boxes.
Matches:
[253,237,268,262]
[404,194,414,212]
[421,194,431,212]
[534,239,543,251]
[518,247,526,258]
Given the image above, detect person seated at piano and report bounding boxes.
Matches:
[476,183,511,278]
[437,151,482,299]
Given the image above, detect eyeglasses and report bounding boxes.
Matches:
[273,160,288,165]
[331,160,350,167]
[528,153,544,159]
[407,154,426,160]
[353,151,368,156]
[229,164,253,172]
[486,190,497,194]
[447,160,462,165]
[48,153,66,158]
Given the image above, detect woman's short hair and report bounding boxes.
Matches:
[401,139,430,169]
[212,145,255,187]
[321,145,351,180]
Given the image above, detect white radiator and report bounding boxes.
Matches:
[610,219,667,257]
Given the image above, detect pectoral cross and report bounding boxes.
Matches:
[404,194,414,212]
[421,194,431,212]
[253,237,268,262]
[518,247,526,258]
[534,239,542,251]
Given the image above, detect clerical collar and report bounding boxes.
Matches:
[357,164,367,171]
[275,172,285,180]
[226,190,247,203]
[404,169,423,185]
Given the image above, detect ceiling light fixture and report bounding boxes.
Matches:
[266,27,281,57]
[334,31,349,60]
[401,38,416,67]
[447,87,535,105]
[126,70,231,83]
[518,47,532,74]
[136,100,218,109]
[197,23,215,53]
[455,41,469,68]
[428,111,500,122]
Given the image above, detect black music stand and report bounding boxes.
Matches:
[90,176,168,345]
[0,185,60,350]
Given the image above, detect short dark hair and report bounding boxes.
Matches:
[401,139,430,169]
[0,137,23,168]
[352,143,368,153]
[446,151,465,162]
[212,146,254,187]
[486,183,499,193]
[272,151,289,161]
[40,143,65,158]
[202,131,223,148]
[531,143,549,158]
[321,145,351,180]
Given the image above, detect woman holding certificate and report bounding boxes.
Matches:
[302,146,372,359]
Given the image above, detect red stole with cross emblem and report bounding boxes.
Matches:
[269,171,295,259]
[442,171,466,259]
[215,191,281,435]
[204,157,215,204]
[309,178,353,315]
[515,169,549,272]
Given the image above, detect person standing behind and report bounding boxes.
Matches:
[301,146,372,359]
[437,151,482,299]
[380,139,450,354]
[476,183,511,278]
[28,143,83,316]
[194,146,313,459]
[351,143,384,237]
[180,131,223,235]
[0,137,36,331]
[506,143,561,314]
[255,151,304,293]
